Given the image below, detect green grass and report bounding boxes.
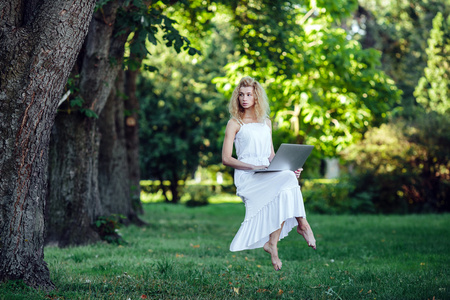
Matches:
[1,203,449,299]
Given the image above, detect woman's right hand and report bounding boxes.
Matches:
[252,165,268,170]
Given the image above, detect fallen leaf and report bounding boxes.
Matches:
[277,289,284,296]
[141,295,147,299]
[233,287,239,294]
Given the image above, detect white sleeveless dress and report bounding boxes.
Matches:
[230,120,307,252]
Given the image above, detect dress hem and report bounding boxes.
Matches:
[229,185,306,252]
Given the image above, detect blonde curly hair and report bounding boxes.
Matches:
[228,76,270,123]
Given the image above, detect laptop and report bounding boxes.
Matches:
[254,143,314,173]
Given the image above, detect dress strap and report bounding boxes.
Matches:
[233,117,244,126]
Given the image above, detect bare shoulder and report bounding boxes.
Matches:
[226,118,241,134]
[265,118,272,129]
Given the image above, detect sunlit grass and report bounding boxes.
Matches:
[140,191,241,204]
[1,203,449,299]
[208,193,241,204]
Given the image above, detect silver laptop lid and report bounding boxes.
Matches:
[255,143,314,173]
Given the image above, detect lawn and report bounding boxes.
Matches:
[1,203,449,299]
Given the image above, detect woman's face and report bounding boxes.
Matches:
[238,86,255,109]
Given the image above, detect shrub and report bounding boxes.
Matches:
[302,178,375,214]
[184,184,213,207]
[341,117,450,213]
[94,214,127,245]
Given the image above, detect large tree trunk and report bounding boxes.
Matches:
[98,69,137,221]
[46,114,102,246]
[46,0,129,246]
[124,68,144,215]
[0,0,95,290]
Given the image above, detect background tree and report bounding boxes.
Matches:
[354,0,450,115]
[414,12,450,115]
[0,0,96,290]
[46,0,131,246]
[124,60,144,215]
[340,9,450,213]
[213,0,400,163]
[138,14,232,202]
[46,0,199,246]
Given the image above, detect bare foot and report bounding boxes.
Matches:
[263,242,282,271]
[297,221,316,250]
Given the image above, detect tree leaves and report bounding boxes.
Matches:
[414,12,450,115]
[116,0,201,71]
[214,0,400,157]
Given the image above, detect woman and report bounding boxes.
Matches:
[222,76,316,271]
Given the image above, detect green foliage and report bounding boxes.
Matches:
[94,0,114,12]
[341,119,450,213]
[79,108,99,119]
[213,0,400,157]
[184,184,213,207]
[414,12,450,115]
[302,178,376,214]
[140,180,237,203]
[138,11,232,202]
[59,75,99,119]
[117,0,201,70]
[403,112,450,210]
[94,214,128,245]
[355,0,450,115]
[138,74,213,202]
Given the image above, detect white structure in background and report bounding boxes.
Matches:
[195,168,202,183]
[324,158,340,179]
[216,172,223,184]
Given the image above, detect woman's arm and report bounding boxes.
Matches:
[222,119,268,170]
[266,119,276,162]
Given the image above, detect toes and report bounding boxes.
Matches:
[273,261,282,271]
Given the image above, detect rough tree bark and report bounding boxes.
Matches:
[124,68,144,215]
[98,69,138,221]
[46,0,131,246]
[0,0,96,289]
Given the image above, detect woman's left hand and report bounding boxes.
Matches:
[294,168,303,178]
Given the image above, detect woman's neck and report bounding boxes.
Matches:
[242,108,258,122]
